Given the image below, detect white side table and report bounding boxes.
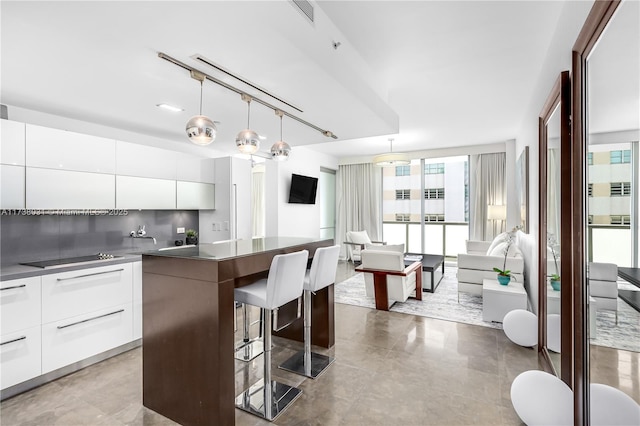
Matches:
[482,279,527,322]
[547,285,597,338]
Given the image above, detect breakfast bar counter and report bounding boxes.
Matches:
[142,237,334,426]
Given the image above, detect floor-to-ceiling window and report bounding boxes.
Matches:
[381,156,469,258]
[587,142,637,266]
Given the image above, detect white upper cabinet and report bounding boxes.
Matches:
[176,155,215,183]
[26,168,115,209]
[1,120,26,166]
[25,124,116,174]
[1,165,25,209]
[116,141,177,180]
[177,181,215,210]
[116,176,176,209]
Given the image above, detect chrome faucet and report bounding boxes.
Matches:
[129,226,156,244]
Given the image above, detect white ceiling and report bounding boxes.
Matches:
[2,1,635,161]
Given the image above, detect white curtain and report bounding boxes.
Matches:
[547,148,561,240]
[470,152,506,241]
[251,165,265,237]
[336,163,382,260]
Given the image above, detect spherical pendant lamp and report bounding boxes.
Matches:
[235,95,260,154]
[270,110,291,161]
[185,73,216,146]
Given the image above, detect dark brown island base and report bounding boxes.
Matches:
[141,237,334,426]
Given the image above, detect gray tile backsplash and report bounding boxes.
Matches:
[0,211,198,266]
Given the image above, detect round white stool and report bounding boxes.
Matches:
[503,309,537,347]
[591,383,640,425]
[511,370,573,425]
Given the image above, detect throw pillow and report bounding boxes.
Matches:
[489,241,521,257]
[486,232,508,255]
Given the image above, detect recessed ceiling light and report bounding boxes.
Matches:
[156,103,184,112]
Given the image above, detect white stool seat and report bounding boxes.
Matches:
[235,279,268,308]
[503,309,537,347]
[511,370,573,426]
[591,383,640,425]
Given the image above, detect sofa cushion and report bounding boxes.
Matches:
[486,232,508,255]
[488,241,522,257]
[347,230,372,245]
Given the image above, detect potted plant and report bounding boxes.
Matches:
[185,229,198,245]
[493,229,518,285]
[548,233,560,291]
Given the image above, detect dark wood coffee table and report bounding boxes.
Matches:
[404,253,445,293]
[616,267,640,313]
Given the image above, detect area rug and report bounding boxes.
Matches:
[335,265,640,352]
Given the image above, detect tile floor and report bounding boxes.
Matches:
[1,261,638,425]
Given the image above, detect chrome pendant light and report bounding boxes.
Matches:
[185,71,217,146]
[270,110,291,161]
[373,138,410,166]
[236,94,260,154]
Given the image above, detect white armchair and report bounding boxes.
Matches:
[344,230,386,263]
[359,248,422,310]
[589,262,618,324]
[457,236,524,299]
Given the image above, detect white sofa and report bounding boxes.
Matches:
[457,234,525,299]
[589,262,618,323]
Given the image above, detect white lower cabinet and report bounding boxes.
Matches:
[41,264,133,324]
[132,261,142,340]
[1,276,41,335]
[41,303,132,374]
[0,326,42,389]
[0,277,42,389]
[1,261,141,391]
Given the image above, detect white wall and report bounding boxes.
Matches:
[513,0,594,312]
[264,147,339,239]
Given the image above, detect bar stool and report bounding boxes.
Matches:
[234,249,308,421]
[279,245,340,378]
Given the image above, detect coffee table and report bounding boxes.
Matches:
[404,253,444,293]
[482,279,527,322]
[616,267,640,313]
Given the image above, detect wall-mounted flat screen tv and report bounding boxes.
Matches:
[288,173,318,204]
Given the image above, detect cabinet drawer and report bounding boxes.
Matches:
[42,264,133,323]
[42,303,132,374]
[1,326,42,389]
[1,276,41,335]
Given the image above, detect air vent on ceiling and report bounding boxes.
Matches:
[292,0,314,23]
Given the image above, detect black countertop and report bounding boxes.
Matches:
[142,237,331,261]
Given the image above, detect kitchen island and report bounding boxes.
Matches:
[142,237,334,426]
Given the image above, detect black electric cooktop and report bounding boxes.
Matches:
[21,253,122,269]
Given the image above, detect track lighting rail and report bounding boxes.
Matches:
[158,52,338,140]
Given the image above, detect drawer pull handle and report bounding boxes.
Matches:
[57,309,125,329]
[56,268,125,282]
[1,336,26,346]
[0,284,27,291]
